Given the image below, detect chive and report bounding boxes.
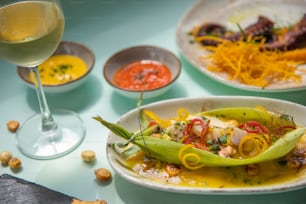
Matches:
[236,23,247,41]
[219,135,228,144]
[209,144,220,153]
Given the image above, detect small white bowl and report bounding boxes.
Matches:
[103,45,181,99]
[17,41,95,93]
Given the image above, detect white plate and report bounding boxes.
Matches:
[176,0,306,92]
[106,96,306,194]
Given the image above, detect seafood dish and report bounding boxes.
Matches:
[176,0,306,91]
[193,14,306,50]
[96,97,306,193]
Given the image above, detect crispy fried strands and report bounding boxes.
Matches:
[198,36,306,88]
[281,49,306,63]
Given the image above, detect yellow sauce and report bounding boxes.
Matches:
[125,152,306,188]
[29,55,87,85]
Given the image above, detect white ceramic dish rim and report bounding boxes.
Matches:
[106,96,306,195]
[176,0,306,92]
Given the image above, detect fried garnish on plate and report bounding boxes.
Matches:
[71,199,107,204]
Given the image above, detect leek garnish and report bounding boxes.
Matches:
[200,107,296,128]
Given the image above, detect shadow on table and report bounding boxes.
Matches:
[25,74,102,113]
[114,174,305,204]
[109,82,188,116]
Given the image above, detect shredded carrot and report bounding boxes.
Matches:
[197,36,306,88]
[194,35,228,45]
[281,48,306,64]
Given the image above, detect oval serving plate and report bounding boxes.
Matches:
[106,96,306,194]
[176,0,306,92]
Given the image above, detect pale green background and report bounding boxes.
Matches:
[0,0,305,203]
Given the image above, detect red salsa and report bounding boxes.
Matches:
[113,60,172,91]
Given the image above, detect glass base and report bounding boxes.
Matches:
[16,109,85,160]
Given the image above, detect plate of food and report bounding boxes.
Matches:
[95,96,306,194]
[176,0,306,92]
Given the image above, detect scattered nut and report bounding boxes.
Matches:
[94,168,112,182]
[81,150,96,163]
[8,157,22,171]
[0,151,13,165]
[72,198,107,204]
[6,120,19,133]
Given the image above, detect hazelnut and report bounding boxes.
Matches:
[81,150,96,163]
[0,151,12,165]
[95,168,111,182]
[6,120,19,133]
[8,157,22,171]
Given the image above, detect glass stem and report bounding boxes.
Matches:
[30,67,58,132]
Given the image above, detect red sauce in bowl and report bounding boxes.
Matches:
[113,60,172,91]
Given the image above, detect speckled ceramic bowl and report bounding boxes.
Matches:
[103,45,181,99]
[17,41,95,93]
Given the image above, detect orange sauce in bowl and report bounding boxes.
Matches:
[113,60,172,91]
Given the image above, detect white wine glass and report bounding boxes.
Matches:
[0,0,85,159]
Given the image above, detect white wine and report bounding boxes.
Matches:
[0,1,85,160]
[0,1,64,67]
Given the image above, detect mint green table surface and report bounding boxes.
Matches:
[0,0,305,203]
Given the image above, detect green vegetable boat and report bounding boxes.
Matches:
[94,106,305,168]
